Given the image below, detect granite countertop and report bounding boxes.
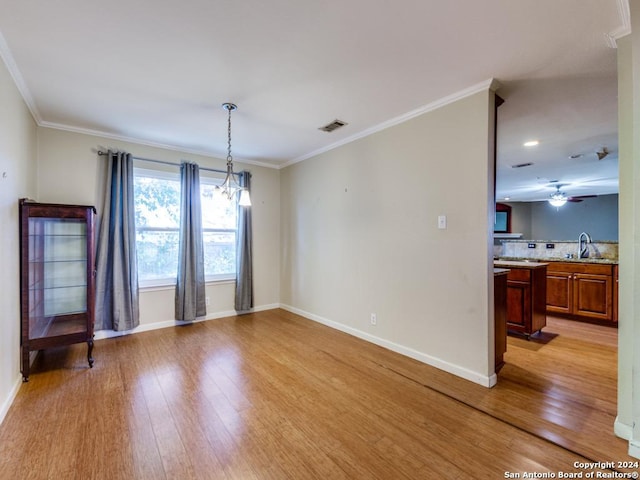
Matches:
[493,260,549,269]
[493,268,510,275]
[501,239,619,244]
[496,256,618,265]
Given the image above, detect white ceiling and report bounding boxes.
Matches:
[0,0,628,201]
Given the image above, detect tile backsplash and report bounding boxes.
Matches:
[496,240,618,261]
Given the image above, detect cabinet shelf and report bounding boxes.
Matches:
[20,199,96,382]
[29,285,87,290]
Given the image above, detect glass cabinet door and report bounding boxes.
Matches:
[28,217,88,339]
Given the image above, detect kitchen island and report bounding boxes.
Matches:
[494,260,548,338]
[497,256,618,325]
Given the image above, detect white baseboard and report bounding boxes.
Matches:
[94,303,281,341]
[615,416,633,441]
[0,375,22,426]
[280,304,496,388]
[629,440,640,460]
[614,417,640,459]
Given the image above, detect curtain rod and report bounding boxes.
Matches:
[97,150,231,176]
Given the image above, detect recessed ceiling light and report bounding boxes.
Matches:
[504,197,511,201]
[523,140,539,147]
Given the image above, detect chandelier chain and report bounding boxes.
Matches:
[227,106,232,163]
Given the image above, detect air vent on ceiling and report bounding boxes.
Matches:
[511,162,534,169]
[319,119,348,132]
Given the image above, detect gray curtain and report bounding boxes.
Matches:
[175,162,206,321]
[235,171,253,312]
[95,150,140,331]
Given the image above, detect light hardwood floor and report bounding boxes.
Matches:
[0,309,634,479]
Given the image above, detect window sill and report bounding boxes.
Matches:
[139,277,236,292]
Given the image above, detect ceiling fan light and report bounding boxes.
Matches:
[548,184,568,207]
[549,192,567,207]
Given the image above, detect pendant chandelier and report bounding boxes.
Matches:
[217,102,251,206]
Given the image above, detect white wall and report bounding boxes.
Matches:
[280,89,497,386]
[36,127,281,331]
[0,55,38,421]
[505,195,618,241]
[508,202,533,239]
[530,194,618,241]
[618,0,640,457]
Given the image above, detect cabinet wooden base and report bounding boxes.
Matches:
[21,339,95,382]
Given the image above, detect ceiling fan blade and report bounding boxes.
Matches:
[567,194,598,202]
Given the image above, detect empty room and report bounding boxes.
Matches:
[1,1,640,478]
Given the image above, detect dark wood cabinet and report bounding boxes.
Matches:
[613,264,619,323]
[494,269,509,373]
[494,261,547,338]
[546,270,573,314]
[545,262,615,324]
[20,199,96,381]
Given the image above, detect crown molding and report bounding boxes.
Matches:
[38,120,280,170]
[281,78,498,169]
[0,30,41,123]
[605,0,631,47]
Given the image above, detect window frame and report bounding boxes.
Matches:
[133,166,238,289]
[199,172,238,284]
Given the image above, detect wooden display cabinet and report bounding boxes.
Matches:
[19,199,96,381]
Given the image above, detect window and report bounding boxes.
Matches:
[494,203,512,233]
[133,167,237,287]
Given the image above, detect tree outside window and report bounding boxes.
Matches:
[133,168,237,286]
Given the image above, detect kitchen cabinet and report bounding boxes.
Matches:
[613,264,619,323]
[547,270,573,315]
[494,261,548,338]
[545,261,616,324]
[494,268,509,372]
[20,199,96,381]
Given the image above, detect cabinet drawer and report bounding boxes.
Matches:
[546,261,613,275]
[507,269,531,282]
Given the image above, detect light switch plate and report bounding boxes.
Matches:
[438,215,447,229]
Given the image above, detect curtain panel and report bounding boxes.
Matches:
[235,171,253,312]
[95,150,140,331]
[175,162,206,321]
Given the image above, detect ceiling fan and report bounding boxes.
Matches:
[548,184,597,205]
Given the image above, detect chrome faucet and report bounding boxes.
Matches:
[578,232,592,258]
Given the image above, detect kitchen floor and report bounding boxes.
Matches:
[499,316,621,461]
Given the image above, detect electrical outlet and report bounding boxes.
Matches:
[205,297,210,306]
[546,243,555,249]
[528,243,536,249]
[370,313,377,326]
